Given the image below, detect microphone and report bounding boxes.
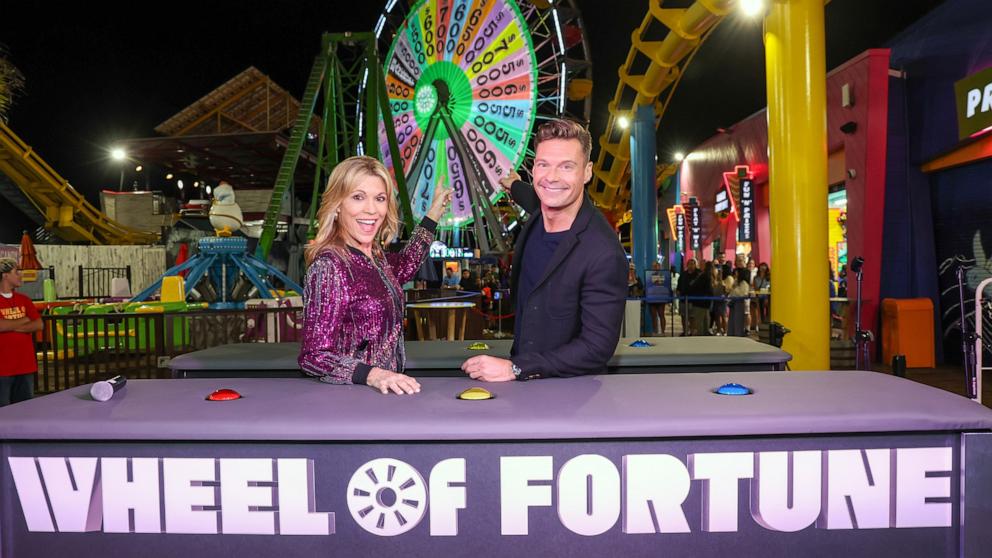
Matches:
[90,375,127,402]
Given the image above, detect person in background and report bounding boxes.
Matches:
[460,269,479,292]
[0,258,43,406]
[716,252,729,277]
[646,261,667,335]
[690,261,714,336]
[298,156,451,395]
[713,264,733,335]
[676,258,698,336]
[728,267,751,336]
[752,262,771,328]
[627,264,644,297]
[442,268,461,289]
[734,253,747,274]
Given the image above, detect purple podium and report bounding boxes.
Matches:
[1,371,990,557]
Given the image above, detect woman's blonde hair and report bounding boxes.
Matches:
[304,156,401,265]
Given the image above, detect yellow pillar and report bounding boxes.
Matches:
[764,0,829,370]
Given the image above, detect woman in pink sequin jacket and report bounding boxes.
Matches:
[298,156,451,395]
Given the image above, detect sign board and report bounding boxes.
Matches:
[738,178,755,242]
[688,200,701,251]
[954,66,992,139]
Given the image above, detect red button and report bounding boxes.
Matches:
[206,388,242,401]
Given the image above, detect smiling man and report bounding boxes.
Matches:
[461,119,627,382]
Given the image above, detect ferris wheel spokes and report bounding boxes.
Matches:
[438,106,510,254]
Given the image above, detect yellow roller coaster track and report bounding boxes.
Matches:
[589,0,735,214]
[0,121,157,245]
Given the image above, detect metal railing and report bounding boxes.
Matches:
[35,306,303,393]
[77,265,131,298]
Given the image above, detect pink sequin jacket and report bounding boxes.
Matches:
[298,219,436,384]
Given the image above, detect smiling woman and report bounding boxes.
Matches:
[299,156,452,395]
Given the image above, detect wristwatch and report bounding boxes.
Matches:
[511,362,524,380]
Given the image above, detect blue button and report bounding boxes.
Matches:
[715,383,752,396]
[629,339,654,348]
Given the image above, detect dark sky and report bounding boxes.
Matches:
[0,0,944,242]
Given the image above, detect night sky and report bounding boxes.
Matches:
[0,0,944,243]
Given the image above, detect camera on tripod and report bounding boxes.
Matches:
[768,322,790,348]
[851,256,872,370]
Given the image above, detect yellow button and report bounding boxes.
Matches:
[457,387,494,401]
[467,342,490,350]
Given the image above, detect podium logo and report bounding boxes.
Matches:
[7,448,953,536]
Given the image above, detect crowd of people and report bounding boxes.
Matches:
[674,253,771,337]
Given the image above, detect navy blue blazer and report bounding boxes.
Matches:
[508,181,628,379]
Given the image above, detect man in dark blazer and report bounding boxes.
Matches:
[461,119,627,381]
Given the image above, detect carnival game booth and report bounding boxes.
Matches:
[0,371,990,557]
[168,336,792,379]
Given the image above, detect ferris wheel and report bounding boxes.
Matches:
[372,0,591,252]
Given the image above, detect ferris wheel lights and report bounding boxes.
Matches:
[552,8,566,54]
[617,116,631,130]
[674,152,685,162]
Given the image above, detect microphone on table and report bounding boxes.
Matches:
[90,375,127,402]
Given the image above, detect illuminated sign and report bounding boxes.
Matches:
[714,189,730,214]
[688,199,702,251]
[739,178,755,241]
[430,241,473,259]
[667,206,685,252]
[954,66,992,139]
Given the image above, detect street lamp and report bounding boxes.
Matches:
[110,147,127,191]
[740,0,765,18]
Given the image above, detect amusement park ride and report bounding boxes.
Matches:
[1,0,738,311]
[253,0,594,262]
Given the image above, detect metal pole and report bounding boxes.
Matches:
[958,266,979,399]
[764,0,830,370]
[854,268,868,370]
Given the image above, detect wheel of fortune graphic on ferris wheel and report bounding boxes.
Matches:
[374,0,590,250]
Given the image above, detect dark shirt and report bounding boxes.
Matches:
[676,269,698,296]
[515,218,566,341]
[461,275,480,292]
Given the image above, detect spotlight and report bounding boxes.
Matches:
[617,116,630,130]
[134,165,143,172]
[110,148,126,161]
[740,0,765,18]
[166,173,174,180]
[674,152,685,162]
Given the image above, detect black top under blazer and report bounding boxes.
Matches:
[508,180,628,380]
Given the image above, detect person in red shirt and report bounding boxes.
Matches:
[0,258,42,406]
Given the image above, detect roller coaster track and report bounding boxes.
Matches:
[0,121,157,245]
[589,0,735,214]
